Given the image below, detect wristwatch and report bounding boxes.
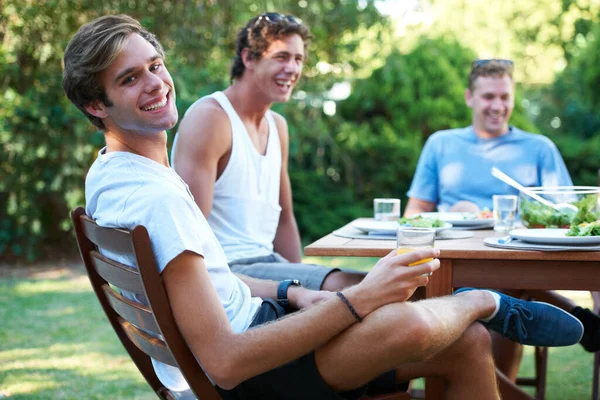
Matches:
[277,279,302,310]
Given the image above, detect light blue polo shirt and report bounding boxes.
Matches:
[407,126,573,210]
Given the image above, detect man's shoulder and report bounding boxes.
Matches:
[426,127,470,145]
[510,127,556,146]
[269,110,287,124]
[268,110,288,137]
[182,96,230,125]
[176,96,232,149]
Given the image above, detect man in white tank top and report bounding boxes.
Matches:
[64,14,586,400]
[172,13,365,291]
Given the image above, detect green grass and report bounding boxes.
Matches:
[0,261,596,399]
[0,268,154,399]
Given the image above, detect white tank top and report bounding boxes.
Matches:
[173,91,282,263]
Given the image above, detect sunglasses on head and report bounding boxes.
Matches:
[254,12,302,26]
[472,59,514,68]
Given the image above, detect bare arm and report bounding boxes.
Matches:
[172,101,231,218]
[271,114,302,262]
[234,272,335,309]
[404,197,436,217]
[163,248,439,389]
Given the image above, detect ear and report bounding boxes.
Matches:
[241,48,255,71]
[84,100,109,119]
[464,88,473,108]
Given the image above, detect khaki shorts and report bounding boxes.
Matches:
[229,253,340,290]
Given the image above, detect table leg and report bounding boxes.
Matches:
[424,259,453,399]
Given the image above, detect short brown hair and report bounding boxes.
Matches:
[62,15,165,130]
[468,59,514,91]
[230,13,312,82]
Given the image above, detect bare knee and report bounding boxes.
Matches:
[395,309,491,362]
[447,323,493,368]
[460,323,492,354]
[321,270,364,291]
[382,305,443,360]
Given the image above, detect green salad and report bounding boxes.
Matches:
[519,193,600,229]
[398,216,445,228]
[567,220,600,236]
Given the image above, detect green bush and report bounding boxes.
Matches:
[530,23,600,186]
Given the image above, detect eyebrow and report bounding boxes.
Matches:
[113,54,162,84]
[273,50,305,60]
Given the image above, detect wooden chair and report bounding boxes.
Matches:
[71,207,409,400]
[592,170,600,400]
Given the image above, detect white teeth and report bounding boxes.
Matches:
[142,98,167,111]
[276,80,291,88]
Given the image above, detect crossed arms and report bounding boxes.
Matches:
[163,248,439,389]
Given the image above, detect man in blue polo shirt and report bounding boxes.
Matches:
[405,59,600,380]
[405,60,572,213]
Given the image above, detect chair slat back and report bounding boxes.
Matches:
[92,252,146,295]
[102,284,160,335]
[71,207,220,400]
[118,318,177,367]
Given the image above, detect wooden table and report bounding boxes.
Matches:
[305,219,600,399]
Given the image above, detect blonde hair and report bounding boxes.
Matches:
[468,59,513,91]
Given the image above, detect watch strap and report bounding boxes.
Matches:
[277,279,301,309]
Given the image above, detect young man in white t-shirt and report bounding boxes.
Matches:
[63,14,584,399]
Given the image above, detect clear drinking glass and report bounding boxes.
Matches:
[493,194,518,232]
[374,198,401,221]
[396,227,436,267]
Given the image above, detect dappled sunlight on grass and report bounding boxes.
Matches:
[0,272,154,399]
[11,274,91,295]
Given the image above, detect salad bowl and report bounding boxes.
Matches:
[518,186,600,229]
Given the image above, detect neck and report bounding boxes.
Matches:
[225,80,272,128]
[104,130,170,167]
[472,125,510,140]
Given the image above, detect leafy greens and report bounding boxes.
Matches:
[519,193,599,229]
[398,216,445,228]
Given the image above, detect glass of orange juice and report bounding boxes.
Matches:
[396,227,436,267]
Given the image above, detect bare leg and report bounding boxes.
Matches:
[315,291,498,398]
[394,323,499,400]
[321,270,365,291]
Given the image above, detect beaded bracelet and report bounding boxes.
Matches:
[336,292,362,323]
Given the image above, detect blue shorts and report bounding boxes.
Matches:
[229,253,340,290]
[216,299,408,400]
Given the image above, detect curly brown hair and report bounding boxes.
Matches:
[62,15,165,130]
[230,13,312,83]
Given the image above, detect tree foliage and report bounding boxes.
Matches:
[2,0,599,262]
[532,21,600,186]
[0,0,390,261]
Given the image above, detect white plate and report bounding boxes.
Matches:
[352,218,452,235]
[509,229,600,245]
[419,212,494,227]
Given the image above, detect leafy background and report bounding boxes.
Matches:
[2,0,600,263]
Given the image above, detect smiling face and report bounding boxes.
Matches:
[465,75,515,138]
[86,33,178,136]
[246,34,305,103]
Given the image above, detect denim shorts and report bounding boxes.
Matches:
[229,253,340,290]
[216,299,408,400]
